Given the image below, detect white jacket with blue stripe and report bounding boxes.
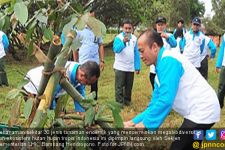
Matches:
[182,30,205,68]
[113,32,141,72]
[133,47,220,130]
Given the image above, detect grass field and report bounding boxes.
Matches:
[0,37,224,129]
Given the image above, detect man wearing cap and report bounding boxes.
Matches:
[149,16,177,89]
[181,17,206,70]
[113,19,141,106]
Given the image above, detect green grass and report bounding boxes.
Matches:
[0,47,224,129]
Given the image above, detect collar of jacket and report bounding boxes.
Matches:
[122,32,132,39]
[70,63,80,85]
[189,28,200,36]
[156,47,165,68]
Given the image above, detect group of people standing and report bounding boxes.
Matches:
[115,16,224,149]
[2,10,225,149]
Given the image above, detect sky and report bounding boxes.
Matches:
[199,0,215,18]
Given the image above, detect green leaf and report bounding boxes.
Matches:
[30,110,48,128]
[55,94,70,118]
[47,109,55,121]
[107,101,122,112]
[0,13,6,30]
[53,118,66,128]
[8,98,22,126]
[2,16,10,31]
[6,89,22,100]
[95,105,106,120]
[14,2,28,25]
[75,13,89,30]
[35,12,47,24]
[99,20,107,37]
[107,101,124,128]
[62,17,78,35]
[43,28,53,41]
[23,98,33,119]
[25,20,36,41]
[0,0,12,6]
[84,107,95,126]
[111,110,124,128]
[70,34,82,51]
[87,16,102,38]
[17,79,29,89]
[27,41,34,56]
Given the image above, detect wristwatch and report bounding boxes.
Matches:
[101,60,105,63]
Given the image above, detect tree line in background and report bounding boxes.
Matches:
[0,0,224,60]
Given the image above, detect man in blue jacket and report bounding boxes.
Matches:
[181,17,206,70]
[23,61,100,112]
[0,31,9,86]
[199,25,216,80]
[216,33,225,108]
[113,19,141,106]
[124,29,220,150]
[149,16,177,89]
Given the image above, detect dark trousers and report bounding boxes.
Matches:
[0,57,8,86]
[91,80,98,100]
[115,69,134,105]
[170,119,214,150]
[199,56,208,80]
[217,66,225,108]
[149,72,156,90]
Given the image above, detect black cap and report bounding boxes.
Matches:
[177,18,184,24]
[192,17,201,25]
[155,16,166,24]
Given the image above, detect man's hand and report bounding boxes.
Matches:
[124,33,130,43]
[135,71,140,74]
[124,120,135,128]
[134,122,145,129]
[161,32,169,39]
[216,68,220,73]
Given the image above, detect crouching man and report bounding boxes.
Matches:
[23,61,100,112]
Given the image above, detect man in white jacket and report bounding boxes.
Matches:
[124,29,220,150]
[112,19,141,106]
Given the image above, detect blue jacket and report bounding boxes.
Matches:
[133,47,184,130]
[113,32,141,71]
[216,35,225,68]
[51,63,85,112]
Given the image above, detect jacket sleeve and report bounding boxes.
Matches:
[216,35,225,68]
[167,34,177,48]
[208,39,217,58]
[132,56,184,130]
[113,36,126,53]
[134,41,141,71]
